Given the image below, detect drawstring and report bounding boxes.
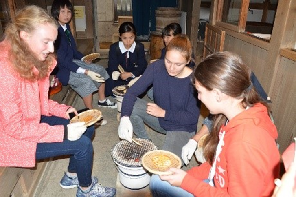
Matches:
[208,130,226,186]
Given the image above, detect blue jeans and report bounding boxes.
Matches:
[36,115,95,187]
[130,98,166,139]
[147,87,154,101]
[150,175,194,197]
[130,98,194,160]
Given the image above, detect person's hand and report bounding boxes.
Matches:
[127,75,141,87]
[87,70,105,83]
[159,168,187,187]
[146,103,165,117]
[118,117,133,142]
[120,72,132,81]
[272,163,296,197]
[67,122,87,141]
[182,139,198,165]
[112,71,121,80]
[65,107,77,119]
[84,59,92,64]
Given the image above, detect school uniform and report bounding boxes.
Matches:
[105,41,147,96]
[55,24,109,98]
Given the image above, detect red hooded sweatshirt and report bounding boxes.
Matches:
[181,103,280,197]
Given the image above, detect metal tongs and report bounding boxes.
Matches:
[132,138,142,146]
[118,65,125,73]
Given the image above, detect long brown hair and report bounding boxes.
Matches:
[194,51,269,164]
[4,5,58,81]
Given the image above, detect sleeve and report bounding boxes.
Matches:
[46,99,70,118]
[186,162,212,179]
[203,114,214,132]
[250,72,269,102]
[0,77,64,143]
[107,43,121,75]
[120,63,155,116]
[131,43,147,77]
[67,24,84,60]
[181,162,231,196]
[55,30,80,73]
[72,45,84,60]
[73,49,84,61]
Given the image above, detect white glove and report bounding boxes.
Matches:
[182,139,198,165]
[87,70,105,83]
[127,75,141,87]
[118,117,133,142]
[67,122,87,141]
[112,71,121,80]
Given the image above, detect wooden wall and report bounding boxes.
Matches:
[271,55,296,153]
[224,34,271,91]
[210,0,296,153]
[223,34,296,153]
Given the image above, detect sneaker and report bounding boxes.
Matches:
[60,173,79,189]
[76,180,116,197]
[98,99,117,109]
[60,173,98,189]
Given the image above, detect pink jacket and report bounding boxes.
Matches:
[0,40,70,167]
[181,103,280,197]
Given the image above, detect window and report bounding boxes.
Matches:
[216,0,278,39]
[114,0,132,23]
[221,0,241,26]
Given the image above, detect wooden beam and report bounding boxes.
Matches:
[261,0,270,22]
[238,0,250,32]
[200,2,211,8]
[249,2,277,10]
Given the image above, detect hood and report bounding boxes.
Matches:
[224,103,278,140]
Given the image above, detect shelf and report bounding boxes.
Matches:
[280,48,296,61]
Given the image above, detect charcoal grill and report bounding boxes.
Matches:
[111,139,158,189]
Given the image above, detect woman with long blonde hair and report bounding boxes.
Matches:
[0,5,115,197]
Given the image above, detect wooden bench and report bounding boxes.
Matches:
[0,162,47,196]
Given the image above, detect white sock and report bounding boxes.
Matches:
[66,172,77,178]
[99,99,106,103]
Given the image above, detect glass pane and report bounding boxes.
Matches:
[221,0,242,25]
[246,0,277,35]
[114,0,132,22]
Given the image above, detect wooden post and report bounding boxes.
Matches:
[69,0,76,41]
[261,0,270,23]
[8,0,16,22]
